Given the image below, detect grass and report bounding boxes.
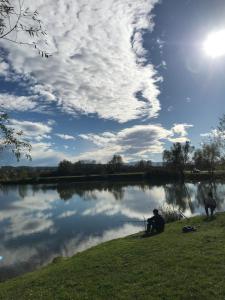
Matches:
[1,214,225,299]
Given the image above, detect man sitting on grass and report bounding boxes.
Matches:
[147,209,165,234]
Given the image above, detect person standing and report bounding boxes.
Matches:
[204,190,217,217]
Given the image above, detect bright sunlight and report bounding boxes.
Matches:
[203,30,225,58]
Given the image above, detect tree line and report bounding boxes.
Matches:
[56,155,153,176]
[163,115,225,178]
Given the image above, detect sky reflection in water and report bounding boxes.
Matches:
[0,181,225,281]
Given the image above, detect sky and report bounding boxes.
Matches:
[1,0,225,166]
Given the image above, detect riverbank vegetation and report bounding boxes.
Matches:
[2,168,225,185]
[1,213,225,299]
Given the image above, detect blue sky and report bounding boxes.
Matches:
[0,0,225,166]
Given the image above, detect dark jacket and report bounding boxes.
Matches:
[147,214,165,230]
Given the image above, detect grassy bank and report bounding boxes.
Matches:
[1,214,225,299]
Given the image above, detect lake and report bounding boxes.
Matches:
[0,180,225,281]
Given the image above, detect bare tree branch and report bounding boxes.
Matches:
[0,0,50,56]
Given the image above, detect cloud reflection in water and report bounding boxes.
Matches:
[1,181,225,281]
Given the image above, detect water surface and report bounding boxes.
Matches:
[0,180,225,281]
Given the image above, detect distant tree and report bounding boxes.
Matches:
[107,155,123,173]
[220,156,225,169]
[193,149,204,170]
[216,114,225,158]
[163,141,194,177]
[135,160,152,171]
[217,114,225,136]
[202,143,220,175]
[193,143,220,175]
[0,0,50,56]
[58,160,73,175]
[0,112,31,162]
[192,113,224,175]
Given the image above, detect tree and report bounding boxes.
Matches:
[217,114,225,136]
[193,143,220,176]
[107,155,123,173]
[216,114,225,156]
[163,141,194,177]
[0,0,50,56]
[193,149,204,170]
[57,160,73,175]
[0,112,31,161]
[135,160,152,171]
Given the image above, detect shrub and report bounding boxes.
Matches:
[159,205,183,223]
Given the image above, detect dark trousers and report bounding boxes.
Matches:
[205,204,216,217]
[147,220,164,233]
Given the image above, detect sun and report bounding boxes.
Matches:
[203,30,225,58]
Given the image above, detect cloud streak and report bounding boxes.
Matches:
[1,0,161,122]
[55,134,76,140]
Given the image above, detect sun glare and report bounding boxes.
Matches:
[203,30,225,58]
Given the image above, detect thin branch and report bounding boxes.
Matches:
[0,3,21,38]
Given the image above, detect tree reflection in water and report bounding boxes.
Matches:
[2,181,225,213]
[164,181,225,214]
[164,182,195,213]
[56,181,154,202]
[195,182,224,211]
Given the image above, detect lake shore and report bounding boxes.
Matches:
[1,169,225,185]
[1,213,225,299]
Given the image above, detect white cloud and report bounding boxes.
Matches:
[78,123,193,162]
[167,124,193,143]
[171,123,193,137]
[7,119,193,165]
[167,105,173,112]
[0,60,9,76]
[9,119,53,141]
[200,129,225,142]
[4,119,74,165]
[200,129,218,138]
[30,84,56,101]
[56,133,76,140]
[186,97,191,103]
[1,0,161,123]
[26,141,67,165]
[57,210,77,219]
[0,94,37,111]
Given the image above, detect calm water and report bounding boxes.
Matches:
[0,180,225,281]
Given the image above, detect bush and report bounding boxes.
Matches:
[159,205,183,223]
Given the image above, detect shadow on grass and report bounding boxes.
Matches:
[203,216,216,222]
[131,231,165,239]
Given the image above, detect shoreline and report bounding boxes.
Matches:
[1,170,225,185]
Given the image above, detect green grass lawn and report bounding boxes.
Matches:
[1,214,225,299]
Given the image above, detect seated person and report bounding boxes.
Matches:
[147,209,165,234]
